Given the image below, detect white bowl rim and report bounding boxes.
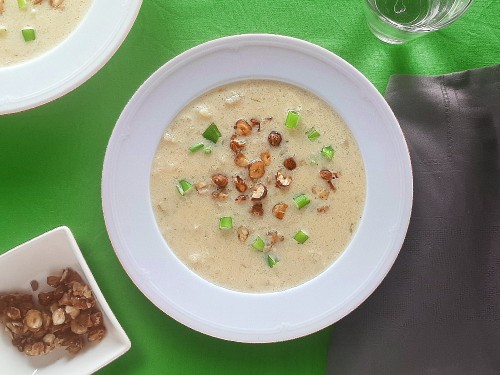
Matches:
[102,33,413,343]
[0,0,143,115]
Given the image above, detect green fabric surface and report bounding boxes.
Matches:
[0,0,498,374]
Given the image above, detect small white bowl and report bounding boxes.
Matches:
[0,0,142,115]
[0,226,130,374]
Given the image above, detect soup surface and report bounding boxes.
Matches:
[151,80,366,292]
[0,0,91,67]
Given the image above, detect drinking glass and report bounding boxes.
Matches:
[363,0,474,44]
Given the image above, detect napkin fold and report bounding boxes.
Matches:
[327,65,500,375]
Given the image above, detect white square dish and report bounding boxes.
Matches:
[0,226,130,374]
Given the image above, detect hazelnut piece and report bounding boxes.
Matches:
[250,203,264,216]
[233,175,248,192]
[235,153,250,167]
[272,203,288,220]
[275,171,292,188]
[230,138,246,153]
[24,309,43,330]
[212,174,228,188]
[237,226,250,242]
[283,157,297,170]
[260,151,271,166]
[248,160,265,179]
[268,131,282,147]
[251,183,268,201]
[234,119,252,136]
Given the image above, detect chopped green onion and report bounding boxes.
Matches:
[285,110,300,129]
[21,28,36,42]
[251,236,265,252]
[203,146,212,154]
[293,230,309,244]
[202,123,222,143]
[219,216,233,229]
[306,128,320,141]
[188,142,204,152]
[18,0,27,9]
[293,194,311,209]
[321,146,335,160]
[267,255,279,268]
[176,179,193,196]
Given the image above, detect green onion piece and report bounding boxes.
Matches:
[321,145,335,160]
[293,194,311,209]
[203,146,212,154]
[293,230,309,244]
[219,216,233,229]
[176,179,193,196]
[285,110,300,129]
[267,255,279,268]
[202,123,222,143]
[251,236,265,252]
[306,128,320,141]
[18,0,27,9]
[188,142,204,152]
[21,28,36,42]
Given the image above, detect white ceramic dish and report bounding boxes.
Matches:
[0,0,142,115]
[102,34,413,343]
[0,226,130,374]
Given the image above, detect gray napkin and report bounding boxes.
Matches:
[327,65,500,375]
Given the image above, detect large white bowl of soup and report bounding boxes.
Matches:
[102,34,413,343]
[0,0,142,115]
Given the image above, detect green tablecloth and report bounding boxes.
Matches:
[0,1,498,374]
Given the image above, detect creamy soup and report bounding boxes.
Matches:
[0,0,91,67]
[151,80,366,293]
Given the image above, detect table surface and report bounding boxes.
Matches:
[0,1,498,374]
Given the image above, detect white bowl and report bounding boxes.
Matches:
[102,34,413,343]
[0,226,130,374]
[0,0,142,115]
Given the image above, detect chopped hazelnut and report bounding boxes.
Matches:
[24,342,46,356]
[30,280,39,292]
[267,230,285,245]
[283,157,297,170]
[70,319,88,335]
[87,326,106,342]
[234,119,252,136]
[50,0,64,8]
[65,306,80,319]
[235,153,250,167]
[230,138,246,153]
[317,205,330,213]
[237,226,250,242]
[268,131,282,147]
[272,203,288,220]
[235,194,248,203]
[250,203,264,216]
[250,118,261,131]
[195,182,209,195]
[6,307,21,321]
[251,183,268,200]
[275,171,292,188]
[211,190,228,200]
[212,174,228,188]
[233,175,248,192]
[312,185,330,199]
[52,308,66,326]
[24,310,43,330]
[248,160,265,179]
[260,151,271,166]
[320,169,333,180]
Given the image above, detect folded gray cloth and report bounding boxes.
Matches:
[327,65,500,375]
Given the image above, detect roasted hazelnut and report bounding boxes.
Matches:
[317,205,330,213]
[268,131,282,146]
[235,153,250,167]
[234,119,252,136]
[24,342,46,356]
[283,157,297,170]
[272,203,288,220]
[248,160,265,179]
[251,183,268,201]
[212,174,228,188]
[250,203,264,216]
[267,230,285,245]
[320,169,333,180]
[233,175,248,192]
[250,118,261,131]
[237,226,250,242]
[24,310,43,330]
[87,326,106,342]
[230,138,246,153]
[30,280,39,291]
[275,171,292,188]
[6,307,21,320]
[211,190,229,200]
[260,151,271,166]
[52,308,66,326]
[235,194,249,203]
[194,182,209,194]
[312,185,330,199]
